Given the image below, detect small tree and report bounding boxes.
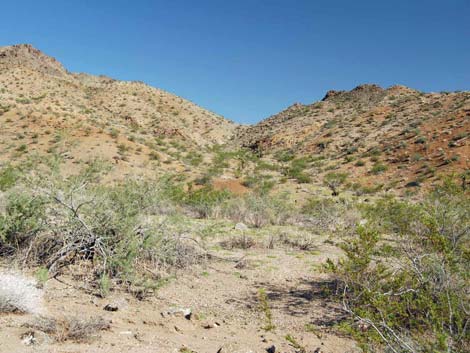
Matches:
[323,172,348,196]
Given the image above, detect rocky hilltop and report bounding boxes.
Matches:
[237,84,470,189]
[0,44,238,179]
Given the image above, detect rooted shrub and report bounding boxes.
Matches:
[183,186,232,218]
[25,315,110,342]
[278,232,317,251]
[327,181,470,352]
[220,234,256,250]
[0,164,202,297]
[0,192,46,255]
[0,164,20,191]
[221,193,293,228]
[302,197,358,234]
[323,172,348,196]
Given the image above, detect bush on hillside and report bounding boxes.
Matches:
[302,196,358,234]
[183,186,232,218]
[0,164,20,191]
[323,172,348,196]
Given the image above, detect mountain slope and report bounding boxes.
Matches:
[1,44,469,192]
[237,84,470,190]
[0,44,238,178]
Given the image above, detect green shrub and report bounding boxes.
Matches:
[148,151,160,160]
[0,192,46,252]
[0,164,199,297]
[242,175,275,194]
[255,160,279,172]
[184,186,232,218]
[415,136,427,144]
[370,163,388,175]
[109,128,119,138]
[0,165,19,191]
[285,158,312,183]
[222,192,293,228]
[323,172,348,196]
[184,151,203,166]
[258,288,275,331]
[16,144,28,153]
[274,150,295,163]
[327,181,470,352]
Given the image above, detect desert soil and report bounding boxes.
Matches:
[0,227,359,353]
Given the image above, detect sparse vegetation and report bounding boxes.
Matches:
[258,288,275,331]
[0,43,469,353]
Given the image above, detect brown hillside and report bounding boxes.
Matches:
[0,44,237,179]
[1,44,469,192]
[237,84,470,190]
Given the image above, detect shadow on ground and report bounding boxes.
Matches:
[244,278,349,327]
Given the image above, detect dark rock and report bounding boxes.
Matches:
[266,345,276,353]
[104,304,119,312]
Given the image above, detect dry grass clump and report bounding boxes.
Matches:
[220,234,256,250]
[0,271,43,314]
[24,315,110,342]
[301,197,359,235]
[278,232,317,251]
[221,193,293,228]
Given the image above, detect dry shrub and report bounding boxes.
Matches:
[278,232,317,251]
[222,193,293,228]
[301,197,359,235]
[220,234,256,249]
[0,271,43,314]
[0,162,205,297]
[25,315,110,342]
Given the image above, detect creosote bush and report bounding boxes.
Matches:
[221,192,293,228]
[0,162,203,297]
[323,172,348,196]
[0,160,299,298]
[326,180,470,352]
[302,196,358,234]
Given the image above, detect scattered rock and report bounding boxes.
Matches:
[162,307,192,320]
[216,343,255,353]
[119,331,133,336]
[202,321,220,329]
[266,345,276,353]
[103,303,119,312]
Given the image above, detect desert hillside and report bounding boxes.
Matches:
[2,45,469,193]
[0,44,237,179]
[0,44,469,353]
[237,84,470,190]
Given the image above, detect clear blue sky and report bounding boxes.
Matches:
[2,0,469,123]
